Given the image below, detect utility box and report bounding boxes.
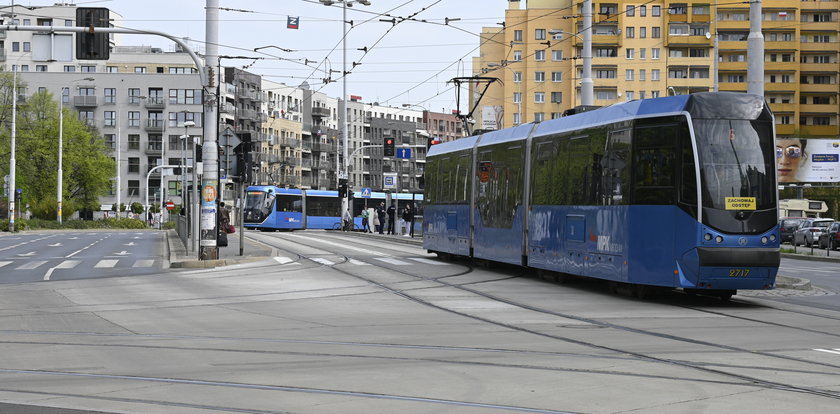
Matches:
[76,7,110,60]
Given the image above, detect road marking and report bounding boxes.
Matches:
[124,242,137,246]
[0,261,12,268]
[409,257,447,265]
[273,256,294,264]
[95,260,119,268]
[113,251,131,256]
[67,236,108,258]
[43,260,80,281]
[16,252,36,257]
[814,348,840,356]
[48,243,63,247]
[132,260,154,268]
[283,233,389,256]
[349,259,370,266]
[310,257,335,266]
[16,261,47,270]
[374,257,411,266]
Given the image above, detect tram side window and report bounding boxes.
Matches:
[425,159,438,203]
[476,143,525,228]
[455,154,471,203]
[439,156,453,203]
[306,196,341,217]
[531,139,560,205]
[567,136,591,205]
[633,124,677,204]
[677,119,697,210]
[276,194,302,212]
[589,128,608,205]
[603,129,631,205]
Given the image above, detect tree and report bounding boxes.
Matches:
[0,75,115,220]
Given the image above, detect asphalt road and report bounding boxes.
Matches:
[0,231,166,283]
[0,230,838,413]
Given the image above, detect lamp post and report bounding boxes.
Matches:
[7,66,17,231]
[181,120,195,252]
[57,77,95,223]
[486,63,521,126]
[320,0,371,220]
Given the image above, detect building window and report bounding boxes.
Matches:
[535,29,546,40]
[534,92,545,103]
[652,27,660,38]
[104,111,116,127]
[626,5,635,16]
[169,111,203,127]
[535,71,545,82]
[596,69,616,79]
[652,69,660,81]
[134,67,147,73]
[35,65,47,72]
[552,50,563,61]
[513,113,521,125]
[551,112,562,119]
[513,71,522,82]
[551,71,563,82]
[128,134,140,150]
[626,27,635,38]
[651,91,660,98]
[651,48,660,59]
[551,92,562,103]
[640,27,646,38]
[626,69,634,80]
[534,112,545,122]
[64,65,76,72]
[514,30,523,41]
[653,6,661,16]
[513,92,522,103]
[169,89,203,104]
[62,88,70,105]
[626,91,634,100]
[639,48,646,59]
[128,111,141,127]
[128,88,142,104]
[23,42,31,52]
[513,50,522,61]
[128,180,140,196]
[779,116,791,125]
[640,5,646,17]
[535,50,545,61]
[639,69,646,81]
[626,48,635,59]
[81,65,96,72]
[639,91,646,99]
[104,88,116,104]
[107,66,118,73]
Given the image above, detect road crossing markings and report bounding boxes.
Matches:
[48,243,63,247]
[43,260,81,281]
[814,348,840,356]
[0,261,11,268]
[94,260,119,268]
[310,258,335,266]
[16,252,35,257]
[349,259,370,266]
[132,260,155,268]
[374,257,411,266]
[16,261,47,270]
[67,236,109,258]
[409,257,447,265]
[273,257,296,265]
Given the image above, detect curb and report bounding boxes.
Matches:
[780,252,840,264]
[775,275,812,291]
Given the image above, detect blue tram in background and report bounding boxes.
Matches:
[244,186,423,232]
[423,92,781,298]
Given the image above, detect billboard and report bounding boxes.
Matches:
[481,105,504,130]
[776,138,840,183]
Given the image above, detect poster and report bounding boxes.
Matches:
[481,105,504,130]
[776,138,840,183]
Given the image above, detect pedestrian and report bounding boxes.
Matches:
[401,204,412,236]
[387,202,396,235]
[147,211,154,226]
[219,202,232,233]
[361,207,371,233]
[408,203,416,238]
[376,202,386,234]
[372,207,380,233]
[342,207,352,232]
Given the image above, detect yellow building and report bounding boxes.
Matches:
[473,0,839,138]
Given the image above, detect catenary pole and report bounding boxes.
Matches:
[200,0,220,259]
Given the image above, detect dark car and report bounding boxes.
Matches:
[792,218,834,247]
[818,222,840,250]
[779,218,805,244]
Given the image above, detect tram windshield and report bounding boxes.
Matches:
[244,190,275,223]
[693,119,775,211]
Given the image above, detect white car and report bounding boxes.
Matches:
[792,218,834,247]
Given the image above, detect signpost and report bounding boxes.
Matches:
[396,148,412,159]
[360,187,372,198]
[166,201,175,211]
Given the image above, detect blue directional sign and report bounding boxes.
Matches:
[360,187,372,198]
[396,148,412,159]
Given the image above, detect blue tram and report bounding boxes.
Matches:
[423,92,780,297]
[244,185,422,231]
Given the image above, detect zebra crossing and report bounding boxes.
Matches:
[0,258,160,271]
[274,256,449,267]
[814,348,840,356]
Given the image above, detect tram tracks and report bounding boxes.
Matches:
[252,231,840,401]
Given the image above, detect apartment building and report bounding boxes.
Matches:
[474,0,839,138]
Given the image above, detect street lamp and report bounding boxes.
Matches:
[181,120,195,252]
[7,65,18,231]
[320,0,372,219]
[57,77,95,223]
[486,63,521,126]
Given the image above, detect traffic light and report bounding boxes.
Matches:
[348,190,355,200]
[338,178,348,198]
[234,133,253,184]
[76,8,110,60]
[384,138,395,157]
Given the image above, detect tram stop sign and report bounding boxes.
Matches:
[166,201,175,211]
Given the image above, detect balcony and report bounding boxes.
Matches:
[665,34,713,46]
[73,95,98,107]
[801,62,839,72]
[800,83,837,93]
[145,141,163,155]
[145,119,164,132]
[239,108,257,120]
[765,61,798,71]
[800,103,839,114]
[312,107,330,118]
[0,48,5,62]
[799,1,840,11]
[775,124,796,136]
[769,103,797,113]
[144,96,166,109]
[799,124,838,137]
[765,41,797,51]
[764,82,796,92]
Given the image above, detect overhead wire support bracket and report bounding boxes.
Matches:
[448,76,500,136]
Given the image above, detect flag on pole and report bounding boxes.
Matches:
[287,16,299,29]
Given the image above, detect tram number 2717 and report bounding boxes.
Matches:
[729,268,751,278]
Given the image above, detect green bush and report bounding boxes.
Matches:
[1,217,149,231]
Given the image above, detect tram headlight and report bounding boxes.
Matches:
[704,233,713,241]
[769,234,776,242]
[761,236,768,244]
[715,236,724,243]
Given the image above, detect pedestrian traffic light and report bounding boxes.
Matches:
[338,178,348,198]
[76,8,110,60]
[384,138,395,157]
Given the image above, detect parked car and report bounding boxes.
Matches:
[792,218,835,247]
[818,221,840,250]
[779,217,806,244]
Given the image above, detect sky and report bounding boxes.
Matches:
[37,0,512,112]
